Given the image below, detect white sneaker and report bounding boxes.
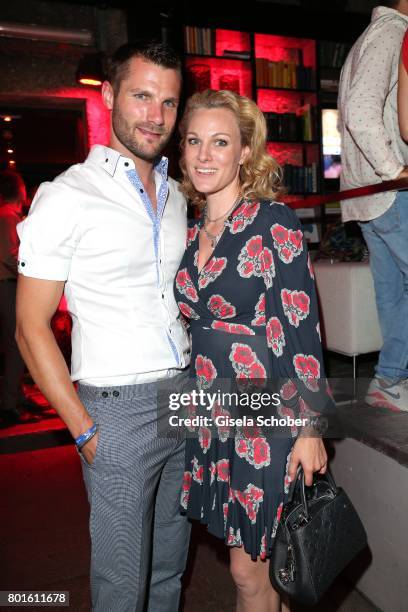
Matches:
[365,377,408,412]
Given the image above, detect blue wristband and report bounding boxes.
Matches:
[75,424,98,449]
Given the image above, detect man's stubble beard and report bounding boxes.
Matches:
[112,106,173,162]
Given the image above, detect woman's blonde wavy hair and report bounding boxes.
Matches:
[178,89,284,208]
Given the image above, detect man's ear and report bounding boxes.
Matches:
[101,81,114,111]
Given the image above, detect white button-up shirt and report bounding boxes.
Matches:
[17,145,190,384]
[338,6,408,222]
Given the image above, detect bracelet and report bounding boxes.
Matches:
[75,424,98,449]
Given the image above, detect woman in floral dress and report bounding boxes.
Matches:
[174,89,331,612]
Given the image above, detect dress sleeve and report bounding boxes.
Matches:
[262,202,335,430]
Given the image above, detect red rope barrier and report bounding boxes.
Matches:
[286,177,408,209]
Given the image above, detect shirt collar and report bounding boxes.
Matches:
[88,144,168,180]
[372,6,408,23]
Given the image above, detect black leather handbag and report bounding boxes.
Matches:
[269,467,367,605]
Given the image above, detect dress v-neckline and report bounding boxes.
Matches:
[195,198,243,276]
[197,225,227,275]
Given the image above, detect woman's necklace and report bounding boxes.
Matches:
[203,197,240,249]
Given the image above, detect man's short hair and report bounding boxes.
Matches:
[381,0,399,7]
[0,170,26,205]
[107,40,182,93]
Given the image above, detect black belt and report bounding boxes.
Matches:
[0,278,17,283]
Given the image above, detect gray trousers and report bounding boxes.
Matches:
[77,374,191,612]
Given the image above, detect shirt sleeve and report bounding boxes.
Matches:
[342,21,405,181]
[17,181,81,281]
[262,203,335,429]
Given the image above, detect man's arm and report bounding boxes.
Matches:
[342,22,406,180]
[15,275,98,464]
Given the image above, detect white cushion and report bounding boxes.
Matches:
[313,261,383,356]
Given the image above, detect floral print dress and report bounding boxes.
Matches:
[174,200,331,560]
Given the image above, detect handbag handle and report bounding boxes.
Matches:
[289,466,338,521]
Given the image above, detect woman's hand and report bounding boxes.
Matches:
[288,436,327,486]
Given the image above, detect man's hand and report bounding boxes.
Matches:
[288,437,327,486]
[80,432,99,466]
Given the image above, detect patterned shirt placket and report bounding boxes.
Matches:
[126,159,181,367]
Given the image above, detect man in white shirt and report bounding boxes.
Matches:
[16,41,191,611]
[338,0,408,411]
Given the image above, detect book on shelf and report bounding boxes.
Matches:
[264,109,316,142]
[282,163,318,194]
[256,57,315,89]
[184,26,214,55]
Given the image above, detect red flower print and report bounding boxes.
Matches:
[253,438,271,467]
[266,316,286,357]
[271,224,289,245]
[229,202,260,234]
[260,247,275,288]
[293,353,321,391]
[280,380,297,401]
[231,344,256,366]
[211,403,231,442]
[252,293,266,326]
[207,294,236,319]
[176,268,198,302]
[248,361,267,380]
[178,302,200,320]
[180,471,192,509]
[271,223,304,264]
[235,431,270,468]
[186,224,199,247]
[246,236,262,257]
[276,502,283,522]
[290,229,303,251]
[182,471,192,492]
[292,291,310,314]
[216,458,230,483]
[260,531,267,560]
[227,526,243,546]
[209,462,216,485]
[230,343,266,385]
[192,456,204,484]
[243,424,262,440]
[237,236,275,288]
[281,289,310,327]
[235,437,249,458]
[195,354,217,389]
[307,253,315,279]
[199,257,227,289]
[231,484,264,524]
[198,426,211,453]
[211,321,255,336]
[278,404,298,436]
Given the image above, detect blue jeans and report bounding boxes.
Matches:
[359,191,408,382]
